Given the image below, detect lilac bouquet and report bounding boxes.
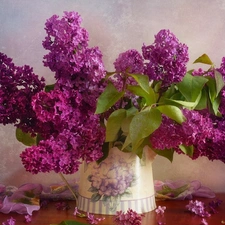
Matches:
[1,11,225,176]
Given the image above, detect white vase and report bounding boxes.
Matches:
[77,146,156,215]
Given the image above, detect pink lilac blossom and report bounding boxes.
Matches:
[186,200,211,217]
[114,209,144,225]
[142,29,189,87]
[201,218,208,225]
[155,206,166,215]
[2,217,16,225]
[0,52,45,135]
[86,212,105,224]
[24,215,32,223]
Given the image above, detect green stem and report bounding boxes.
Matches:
[59,172,78,203]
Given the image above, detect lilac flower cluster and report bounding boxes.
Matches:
[2,217,16,225]
[186,198,222,220]
[110,30,189,110]
[2,10,225,176]
[73,207,105,224]
[142,29,189,87]
[42,11,89,79]
[186,200,211,217]
[19,11,106,174]
[0,52,45,134]
[114,49,144,74]
[150,110,212,154]
[114,209,144,225]
[109,49,144,109]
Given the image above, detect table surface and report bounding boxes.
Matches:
[0,193,224,225]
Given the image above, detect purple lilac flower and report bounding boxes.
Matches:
[149,108,225,163]
[114,209,144,225]
[55,201,70,210]
[20,12,106,175]
[186,200,211,217]
[2,217,16,225]
[150,109,214,157]
[142,29,189,87]
[218,90,225,115]
[191,68,214,77]
[42,11,89,79]
[192,114,225,163]
[208,199,223,214]
[114,49,144,74]
[110,49,144,108]
[217,57,225,79]
[0,52,45,134]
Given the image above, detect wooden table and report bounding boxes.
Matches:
[0,193,224,225]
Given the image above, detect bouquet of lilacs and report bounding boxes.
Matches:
[1,11,225,177]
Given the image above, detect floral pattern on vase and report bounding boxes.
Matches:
[78,146,156,215]
[87,153,137,212]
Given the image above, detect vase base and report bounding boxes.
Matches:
[77,193,156,215]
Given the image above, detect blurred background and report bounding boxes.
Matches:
[1,0,225,192]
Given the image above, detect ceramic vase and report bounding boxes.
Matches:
[77,146,156,215]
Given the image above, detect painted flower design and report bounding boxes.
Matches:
[87,153,137,211]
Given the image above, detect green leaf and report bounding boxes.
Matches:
[56,220,89,225]
[177,73,208,102]
[15,128,36,146]
[157,184,189,197]
[215,70,225,96]
[127,85,156,106]
[179,144,194,157]
[130,107,162,151]
[194,88,208,110]
[193,54,214,65]
[206,76,217,101]
[105,71,116,79]
[211,95,221,116]
[96,142,110,164]
[105,109,126,142]
[95,82,124,114]
[134,137,151,158]
[91,193,102,202]
[121,116,133,134]
[88,186,98,193]
[45,84,55,92]
[128,73,150,93]
[126,106,138,117]
[153,149,174,162]
[167,92,201,109]
[121,133,132,151]
[157,105,186,124]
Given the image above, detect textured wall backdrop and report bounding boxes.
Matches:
[1,0,225,191]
